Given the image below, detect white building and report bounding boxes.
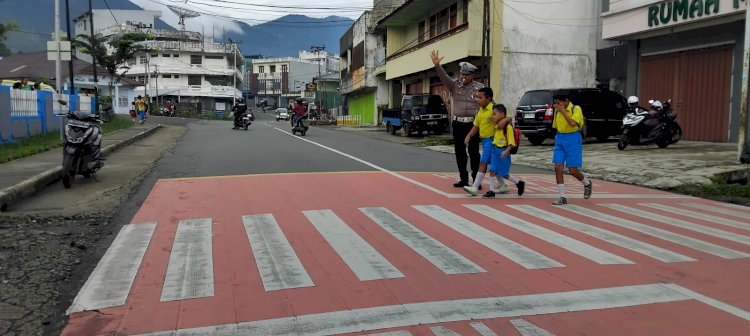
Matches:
[250,57,321,109]
[298,50,341,74]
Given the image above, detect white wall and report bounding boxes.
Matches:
[499,0,599,113]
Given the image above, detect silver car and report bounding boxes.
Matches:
[276,108,290,121]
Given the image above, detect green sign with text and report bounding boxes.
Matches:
[648,0,744,27]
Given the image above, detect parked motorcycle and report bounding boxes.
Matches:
[292,114,309,136]
[58,100,104,189]
[618,99,682,150]
[159,107,175,117]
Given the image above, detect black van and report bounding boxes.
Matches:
[514,88,628,145]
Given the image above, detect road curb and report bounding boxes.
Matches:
[0,124,162,212]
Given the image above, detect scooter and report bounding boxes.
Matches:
[237,111,253,130]
[58,100,104,189]
[292,114,309,136]
[618,99,682,150]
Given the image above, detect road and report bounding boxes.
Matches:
[58,112,750,335]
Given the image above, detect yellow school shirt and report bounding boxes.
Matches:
[552,103,584,134]
[493,124,516,148]
[473,102,495,138]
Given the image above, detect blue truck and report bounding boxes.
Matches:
[382,94,450,137]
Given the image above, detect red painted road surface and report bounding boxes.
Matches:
[63,172,750,335]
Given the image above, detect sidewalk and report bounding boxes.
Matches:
[332,126,749,189]
[0,123,162,211]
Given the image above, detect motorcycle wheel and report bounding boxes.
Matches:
[670,124,683,144]
[657,140,670,148]
[301,130,306,136]
[62,155,77,189]
[617,134,629,151]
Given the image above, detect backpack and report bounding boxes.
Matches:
[503,124,522,155]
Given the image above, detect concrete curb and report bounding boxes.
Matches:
[0,124,162,212]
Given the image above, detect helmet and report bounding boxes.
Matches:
[627,96,639,104]
[649,100,663,111]
[296,98,304,104]
[237,98,244,103]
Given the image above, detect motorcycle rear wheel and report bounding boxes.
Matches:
[670,124,683,144]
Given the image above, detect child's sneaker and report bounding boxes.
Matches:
[492,186,510,194]
[482,191,496,199]
[517,181,526,196]
[463,186,479,196]
[552,197,568,206]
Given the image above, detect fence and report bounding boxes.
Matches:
[0,86,96,144]
[337,115,362,127]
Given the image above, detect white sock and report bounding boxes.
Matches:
[496,175,506,188]
[489,176,497,191]
[582,177,591,186]
[558,184,566,198]
[473,172,486,188]
[507,176,520,184]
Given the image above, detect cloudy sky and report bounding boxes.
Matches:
[131,0,370,33]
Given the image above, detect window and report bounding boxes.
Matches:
[437,9,449,35]
[127,58,135,66]
[463,0,469,24]
[118,97,128,107]
[150,54,158,58]
[282,64,288,72]
[450,3,458,28]
[205,55,224,60]
[137,76,145,84]
[418,21,426,43]
[429,15,437,38]
[162,54,171,57]
[205,76,228,86]
[188,75,202,86]
[139,56,147,64]
[173,54,179,57]
[258,66,265,73]
[270,65,276,73]
[601,0,609,12]
[162,74,172,78]
[190,55,202,65]
[174,75,180,78]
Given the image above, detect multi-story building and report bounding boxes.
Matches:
[376,0,600,119]
[601,0,746,144]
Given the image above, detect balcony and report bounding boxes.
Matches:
[98,25,203,42]
[139,40,238,55]
[136,84,242,99]
[384,27,475,80]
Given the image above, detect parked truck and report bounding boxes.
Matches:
[382,94,449,137]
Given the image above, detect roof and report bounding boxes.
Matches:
[0,51,132,85]
[377,0,453,28]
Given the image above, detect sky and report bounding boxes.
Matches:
[131,0,371,33]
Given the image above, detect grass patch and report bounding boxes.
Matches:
[670,175,750,205]
[0,115,133,163]
[418,136,454,147]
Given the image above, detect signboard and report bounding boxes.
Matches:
[306,83,317,91]
[47,41,72,61]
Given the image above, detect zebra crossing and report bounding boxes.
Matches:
[67,200,750,317]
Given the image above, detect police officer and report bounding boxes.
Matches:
[431,50,485,188]
[232,98,248,129]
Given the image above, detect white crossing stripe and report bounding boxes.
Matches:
[243,214,314,291]
[560,205,750,259]
[67,223,156,314]
[304,210,404,281]
[430,326,462,336]
[510,205,695,263]
[713,202,750,212]
[680,203,750,220]
[642,203,750,231]
[510,319,555,336]
[160,218,214,302]
[137,283,695,336]
[465,205,634,265]
[360,207,486,274]
[470,322,499,336]
[414,205,564,269]
[603,204,750,246]
[366,332,413,336]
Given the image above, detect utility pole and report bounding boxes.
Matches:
[311,45,325,114]
[65,0,74,94]
[55,0,63,139]
[233,42,237,106]
[88,0,99,114]
[154,64,159,106]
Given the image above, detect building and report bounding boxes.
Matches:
[299,50,341,74]
[74,9,162,38]
[601,0,746,143]
[75,10,244,115]
[376,0,600,118]
[340,11,389,125]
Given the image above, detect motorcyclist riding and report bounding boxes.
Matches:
[292,98,307,128]
[232,98,248,129]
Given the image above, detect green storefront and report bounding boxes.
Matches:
[347,92,376,125]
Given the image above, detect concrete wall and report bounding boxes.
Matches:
[498,0,599,113]
[76,10,161,36]
[0,87,88,143]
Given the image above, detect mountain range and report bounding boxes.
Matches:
[0,0,354,57]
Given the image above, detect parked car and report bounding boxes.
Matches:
[276,108,290,121]
[514,88,629,145]
[382,94,449,137]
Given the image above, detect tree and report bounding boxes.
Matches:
[0,22,20,56]
[72,32,154,100]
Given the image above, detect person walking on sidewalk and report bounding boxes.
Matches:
[129,102,138,123]
[551,93,592,205]
[462,88,495,196]
[135,96,146,124]
[431,50,484,189]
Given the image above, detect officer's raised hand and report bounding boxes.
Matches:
[431,50,444,66]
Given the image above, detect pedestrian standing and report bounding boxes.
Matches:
[461,88,495,196]
[135,95,146,124]
[431,50,484,189]
[551,93,592,205]
[129,102,138,123]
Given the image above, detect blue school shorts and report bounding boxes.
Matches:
[480,137,494,164]
[490,146,512,176]
[552,132,583,168]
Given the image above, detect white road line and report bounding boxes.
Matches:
[414,205,564,269]
[603,204,750,246]
[510,319,555,336]
[67,223,156,314]
[561,205,750,259]
[713,202,750,212]
[366,332,413,336]
[662,284,750,323]
[642,203,750,231]
[429,326,462,336]
[470,322,498,336]
[137,283,694,336]
[679,203,750,221]
[242,214,315,291]
[160,218,214,302]
[465,205,634,265]
[360,207,486,275]
[304,210,404,281]
[510,205,695,263]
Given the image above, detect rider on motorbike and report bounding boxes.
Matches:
[292,98,307,128]
[232,98,248,129]
[627,96,645,113]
